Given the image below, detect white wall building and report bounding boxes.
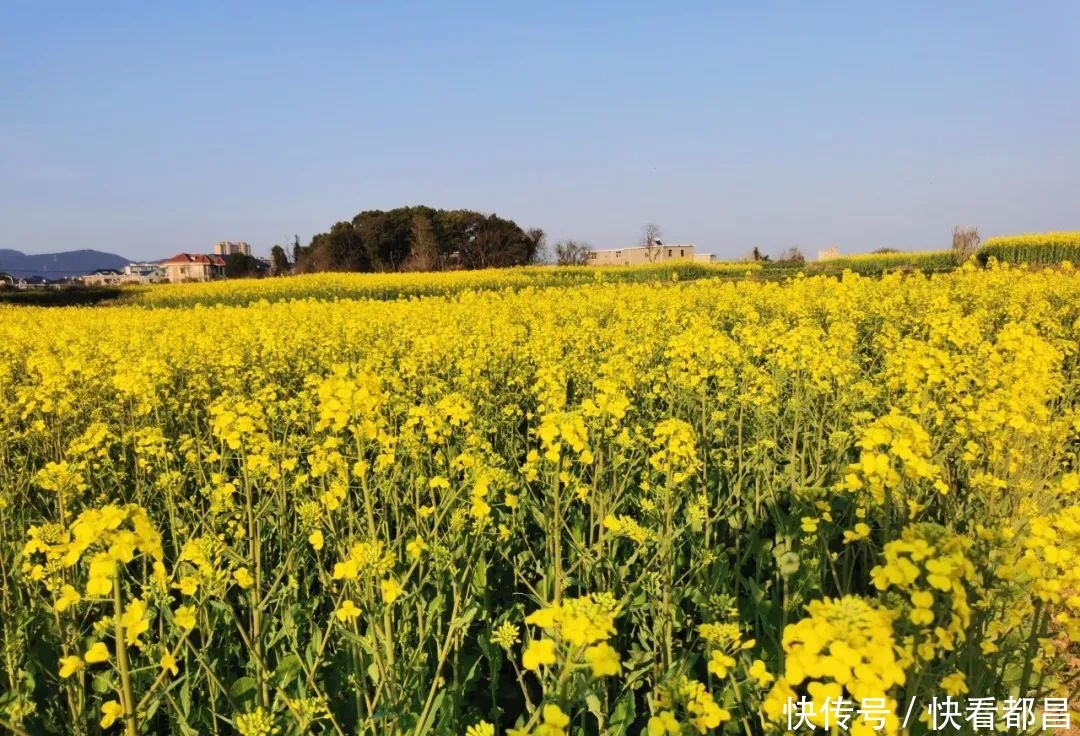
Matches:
[587,244,695,266]
[214,241,252,257]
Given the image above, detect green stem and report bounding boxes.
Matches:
[411,590,462,736]
[553,466,563,604]
[0,717,33,736]
[113,579,138,736]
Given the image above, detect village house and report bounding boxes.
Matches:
[80,268,124,286]
[14,276,62,289]
[587,243,696,266]
[161,253,226,283]
[121,262,167,283]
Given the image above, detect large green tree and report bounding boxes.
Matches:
[224,253,262,278]
[296,206,542,273]
[269,245,290,275]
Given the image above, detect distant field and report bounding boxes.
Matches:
[5,239,1079,310]
[0,255,967,309]
[798,249,957,274]
[977,231,1080,266]
[0,286,128,307]
[125,262,759,307]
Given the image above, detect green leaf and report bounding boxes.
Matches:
[472,556,488,595]
[91,673,112,694]
[412,690,444,736]
[608,691,636,736]
[275,654,302,685]
[585,693,602,720]
[229,676,257,705]
[180,675,192,717]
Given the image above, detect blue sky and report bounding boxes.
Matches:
[1,1,1077,261]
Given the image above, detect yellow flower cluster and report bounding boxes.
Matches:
[23,504,164,595]
[523,594,621,677]
[514,703,571,736]
[842,413,948,505]
[536,411,594,465]
[602,514,655,545]
[648,418,699,485]
[331,540,394,581]
[697,619,758,685]
[313,366,386,438]
[650,677,731,734]
[764,596,904,736]
[34,460,89,498]
[234,705,279,736]
[1004,505,1080,641]
[870,524,978,661]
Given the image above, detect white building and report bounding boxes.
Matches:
[214,241,252,257]
[117,262,167,284]
[81,269,123,286]
[588,244,695,266]
[124,262,158,277]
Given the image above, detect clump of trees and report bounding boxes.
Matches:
[747,246,770,262]
[224,253,264,279]
[292,207,545,273]
[554,240,594,266]
[743,246,805,265]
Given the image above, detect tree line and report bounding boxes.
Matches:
[258,220,986,277]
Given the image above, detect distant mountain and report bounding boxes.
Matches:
[0,249,131,278]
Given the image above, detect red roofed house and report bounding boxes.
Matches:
[161,253,227,283]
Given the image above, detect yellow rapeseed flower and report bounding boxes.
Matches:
[84,642,109,664]
[522,639,557,670]
[380,578,404,604]
[58,655,84,678]
[584,642,621,676]
[99,700,124,729]
[173,605,197,630]
[160,649,179,676]
[335,600,361,622]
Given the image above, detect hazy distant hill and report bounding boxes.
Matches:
[0,249,130,278]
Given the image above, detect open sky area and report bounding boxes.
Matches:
[1,1,1077,261]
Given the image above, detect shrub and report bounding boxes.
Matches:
[776,247,805,265]
[952,226,981,263]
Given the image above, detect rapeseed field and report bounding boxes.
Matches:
[0,262,1077,735]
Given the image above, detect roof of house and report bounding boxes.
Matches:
[162,253,227,266]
